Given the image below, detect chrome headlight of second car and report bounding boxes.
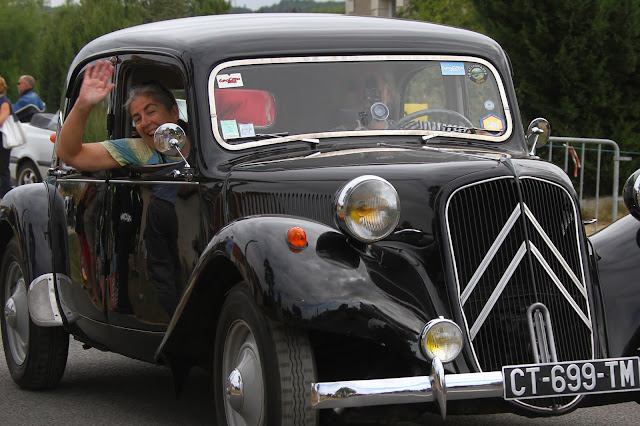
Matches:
[335,175,400,243]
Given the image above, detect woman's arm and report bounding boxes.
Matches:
[0,101,10,127]
[56,61,120,171]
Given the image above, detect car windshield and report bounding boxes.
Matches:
[209,56,512,149]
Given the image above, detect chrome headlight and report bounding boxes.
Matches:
[623,168,640,221]
[335,175,400,243]
[420,318,463,363]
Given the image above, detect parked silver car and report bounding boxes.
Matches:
[9,112,56,185]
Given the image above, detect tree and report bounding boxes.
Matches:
[190,0,230,16]
[0,0,44,102]
[395,0,480,31]
[36,0,149,109]
[35,0,230,109]
[470,0,640,190]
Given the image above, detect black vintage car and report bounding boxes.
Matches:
[1,13,640,425]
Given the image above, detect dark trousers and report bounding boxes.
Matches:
[144,198,181,315]
[0,146,12,197]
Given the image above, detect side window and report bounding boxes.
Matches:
[83,98,109,143]
[66,62,113,144]
[118,61,188,140]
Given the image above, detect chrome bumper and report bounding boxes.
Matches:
[311,358,503,419]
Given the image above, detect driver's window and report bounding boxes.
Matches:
[66,63,112,144]
[84,99,109,143]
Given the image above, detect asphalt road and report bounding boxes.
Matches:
[0,339,639,425]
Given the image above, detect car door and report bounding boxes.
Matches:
[54,59,115,326]
[104,54,202,337]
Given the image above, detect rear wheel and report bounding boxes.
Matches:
[0,237,69,389]
[214,282,318,426]
[17,161,42,185]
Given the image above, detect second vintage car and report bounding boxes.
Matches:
[1,13,640,425]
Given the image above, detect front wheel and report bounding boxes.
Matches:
[214,282,318,426]
[0,237,69,389]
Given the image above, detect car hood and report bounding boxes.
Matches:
[225,146,573,235]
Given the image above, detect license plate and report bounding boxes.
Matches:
[502,357,640,400]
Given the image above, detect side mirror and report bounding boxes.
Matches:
[526,118,551,155]
[154,123,186,156]
[623,169,640,221]
[152,123,192,180]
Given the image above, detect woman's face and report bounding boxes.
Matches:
[129,94,179,146]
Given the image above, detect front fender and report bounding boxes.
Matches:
[590,214,640,357]
[159,215,441,364]
[0,182,66,284]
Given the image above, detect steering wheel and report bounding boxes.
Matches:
[392,108,474,129]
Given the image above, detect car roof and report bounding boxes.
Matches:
[70,14,509,72]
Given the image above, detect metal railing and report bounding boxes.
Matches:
[544,137,632,232]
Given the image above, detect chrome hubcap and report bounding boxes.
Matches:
[4,263,29,365]
[226,368,244,412]
[222,320,265,426]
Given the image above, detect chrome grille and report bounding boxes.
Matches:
[446,177,593,373]
[240,192,334,225]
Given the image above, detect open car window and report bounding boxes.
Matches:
[209,55,512,150]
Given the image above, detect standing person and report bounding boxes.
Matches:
[13,75,45,121]
[0,76,15,198]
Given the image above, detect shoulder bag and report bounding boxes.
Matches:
[0,114,27,149]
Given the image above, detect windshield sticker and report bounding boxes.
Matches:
[238,123,255,138]
[484,100,495,111]
[217,73,244,88]
[468,65,488,84]
[440,62,465,76]
[480,114,505,131]
[220,119,240,139]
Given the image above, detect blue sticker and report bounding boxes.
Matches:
[440,62,466,76]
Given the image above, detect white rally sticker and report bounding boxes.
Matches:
[220,120,240,139]
[238,123,255,138]
[217,73,244,88]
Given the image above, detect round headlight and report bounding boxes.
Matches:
[420,318,463,363]
[623,169,640,221]
[335,175,400,242]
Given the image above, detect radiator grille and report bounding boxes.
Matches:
[446,177,593,374]
[240,191,334,225]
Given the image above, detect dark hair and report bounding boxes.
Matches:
[124,81,177,113]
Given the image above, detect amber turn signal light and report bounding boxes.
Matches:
[286,226,308,251]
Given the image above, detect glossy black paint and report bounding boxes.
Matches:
[590,215,640,358]
[0,183,66,285]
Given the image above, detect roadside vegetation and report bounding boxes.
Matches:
[1,0,638,194]
[581,197,628,235]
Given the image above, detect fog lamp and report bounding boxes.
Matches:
[335,175,400,243]
[420,318,463,363]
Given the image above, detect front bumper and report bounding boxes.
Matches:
[311,358,502,419]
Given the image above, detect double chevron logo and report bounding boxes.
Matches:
[456,203,590,341]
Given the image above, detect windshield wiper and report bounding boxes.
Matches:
[228,132,320,145]
[229,132,290,142]
[420,126,492,143]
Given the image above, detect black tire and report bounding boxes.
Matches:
[17,161,42,186]
[214,282,318,426]
[0,237,69,389]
